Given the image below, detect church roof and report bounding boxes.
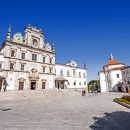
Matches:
[104,53,124,66]
[106,58,123,65]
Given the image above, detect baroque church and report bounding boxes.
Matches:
[0,25,87,91]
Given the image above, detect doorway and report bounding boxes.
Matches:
[19,82,24,90]
[42,82,46,89]
[31,81,36,90]
[118,87,122,92]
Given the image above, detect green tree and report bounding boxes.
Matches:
[88,80,100,93]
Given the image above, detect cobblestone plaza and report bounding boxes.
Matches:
[0,91,130,130]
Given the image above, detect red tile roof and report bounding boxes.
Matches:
[107,58,123,65]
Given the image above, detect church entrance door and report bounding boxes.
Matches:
[31,81,36,90]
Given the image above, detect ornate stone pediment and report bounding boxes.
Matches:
[29,68,39,80]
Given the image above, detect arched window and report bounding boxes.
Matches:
[33,39,38,46]
[10,63,14,70]
[11,50,15,57]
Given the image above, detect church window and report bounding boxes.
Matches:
[126,70,129,74]
[11,50,15,57]
[79,72,81,78]
[50,58,53,64]
[67,70,70,77]
[84,73,86,78]
[21,52,25,59]
[43,66,46,73]
[10,63,14,70]
[43,57,46,63]
[117,74,120,78]
[84,81,86,85]
[73,69,76,77]
[73,81,76,86]
[50,67,53,73]
[21,64,24,71]
[60,70,63,76]
[33,39,38,46]
[32,54,37,61]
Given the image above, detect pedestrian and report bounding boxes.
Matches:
[84,90,86,96]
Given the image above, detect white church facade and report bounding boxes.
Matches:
[0,25,87,91]
[99,53,129,93]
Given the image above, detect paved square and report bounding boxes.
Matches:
[0,91,130,130]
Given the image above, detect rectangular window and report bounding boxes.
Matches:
[43,66,46,73]
[123,71,125,75]
[50,67,53,73]
[73,69,76,76]
[43,57,46,63]
[79,82,81,86]
[117,74,120,78]
[79,72,81,78]
[73,81,76,86]
[50,58,52,64]
[10,63,14,70]
[32,54,37,61]
[21,64,24,71]
[67,70,70,77]
[67,82,70,86]
[21,52,25,59]
[60,70,63,76]
[84,73,86,78]
[84,81,86,85]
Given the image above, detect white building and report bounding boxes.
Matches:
[121,66,130,93]
[99,53,126,93]
[0,53,5,91]
[0,25,87,91]
[55,60,87,89]
[0,25,55,91]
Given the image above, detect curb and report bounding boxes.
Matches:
[113,99,130,109]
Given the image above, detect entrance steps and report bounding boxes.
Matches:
[0,89,86,100]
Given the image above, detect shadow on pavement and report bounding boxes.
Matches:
[90,111,130,130]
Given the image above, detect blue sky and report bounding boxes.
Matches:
[0,0,130,81]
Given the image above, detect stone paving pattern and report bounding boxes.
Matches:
[0,90,130,130]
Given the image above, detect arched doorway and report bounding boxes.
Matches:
[29,69,39,90]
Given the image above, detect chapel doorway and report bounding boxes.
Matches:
[118,87,122,92]
[31,81,36,90]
